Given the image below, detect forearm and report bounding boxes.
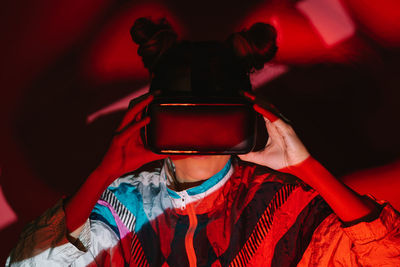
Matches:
[280,157,378,223]
[64,145,159,235]
[64,168,117,234]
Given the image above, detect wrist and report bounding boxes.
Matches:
[279,157,379,223]
[278,156,333,186]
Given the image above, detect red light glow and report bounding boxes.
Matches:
[82,3,185,82]
[296,0,355,46]
[343,0,400,47]
[0,186,17,230]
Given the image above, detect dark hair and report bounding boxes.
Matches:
[130,17,278,95]
[130,17,178,71]
[226,22,278,73]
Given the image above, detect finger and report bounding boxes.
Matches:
[254,104,279,122]
[238,150,273,167]
[128,90,160,109]
[242,91,291,124]
[263,117,289,153]
[128,92,152,109]
[117,116,150,143]
[238,151,259,161]
[242,90,256,101]
[263,116,282,139]
[242,91,274,109]
[263,113,297,147]
[117,94,154,132]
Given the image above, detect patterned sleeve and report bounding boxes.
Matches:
[6,199,121,266]
[298,201,400,266]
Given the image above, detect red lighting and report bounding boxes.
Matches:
[0,186,17,230]
[296,0,355,46]
[82,3,185,82]
[343,0,400,47]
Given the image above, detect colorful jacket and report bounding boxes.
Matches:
[7,158,400,266]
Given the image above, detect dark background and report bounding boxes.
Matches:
[1,0,399,264]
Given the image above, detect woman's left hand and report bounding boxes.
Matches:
[239,93,380,224]
[238,92,310,170]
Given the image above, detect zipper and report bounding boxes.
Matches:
[185,202,198,267]
[176,191,198,267]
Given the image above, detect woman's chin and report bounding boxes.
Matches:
[188,155,212,160]
[169,155,212,161]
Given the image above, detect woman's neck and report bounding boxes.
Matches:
[170,155,231,191]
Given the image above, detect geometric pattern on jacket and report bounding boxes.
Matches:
[89,157,332,266]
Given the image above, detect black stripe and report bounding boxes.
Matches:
[166,215,190,266]
[237,251,245,266]
[192,213,218,267]
[271,196,332,267]
[232,258,238,267]
[100,190,152,266]
[127,215,135,231]
[242,246,251,264]
[258,216,268,236]
[264,208,272,227]
[247,237,256,255]
[137,251,146,267]
[101,190,137,232]
[119,208,126,223]
[132,239,140,258]
[277,189,283,207]
[132,246,141,264]
[135,212,166,266]
[252,227,262,246]
[219,181,285,266]
[110,196,115,207]
[227,184,297,266]
[260,213,269,232]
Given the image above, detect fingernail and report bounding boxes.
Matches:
[254,104,279,122]
[145,94,154,103]
[244,91,256,101]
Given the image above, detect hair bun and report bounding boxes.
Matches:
[226,22,278,72]
[130,17,178,71]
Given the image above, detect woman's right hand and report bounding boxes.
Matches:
[65,93,164,234]
[96,92,166,180]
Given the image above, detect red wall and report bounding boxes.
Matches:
[1,0,400,264]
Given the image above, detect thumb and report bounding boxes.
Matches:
[238,151,264,164]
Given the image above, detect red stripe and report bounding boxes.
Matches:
[185,204,198,267]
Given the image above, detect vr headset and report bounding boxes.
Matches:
[134,41,267,155]
[143,95,257,154]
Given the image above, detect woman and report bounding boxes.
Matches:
[7,18,400,266]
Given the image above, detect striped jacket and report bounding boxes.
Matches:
[7,158,400,266]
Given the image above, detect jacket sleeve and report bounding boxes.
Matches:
[6,199,121,267]
[298,201,400,266]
